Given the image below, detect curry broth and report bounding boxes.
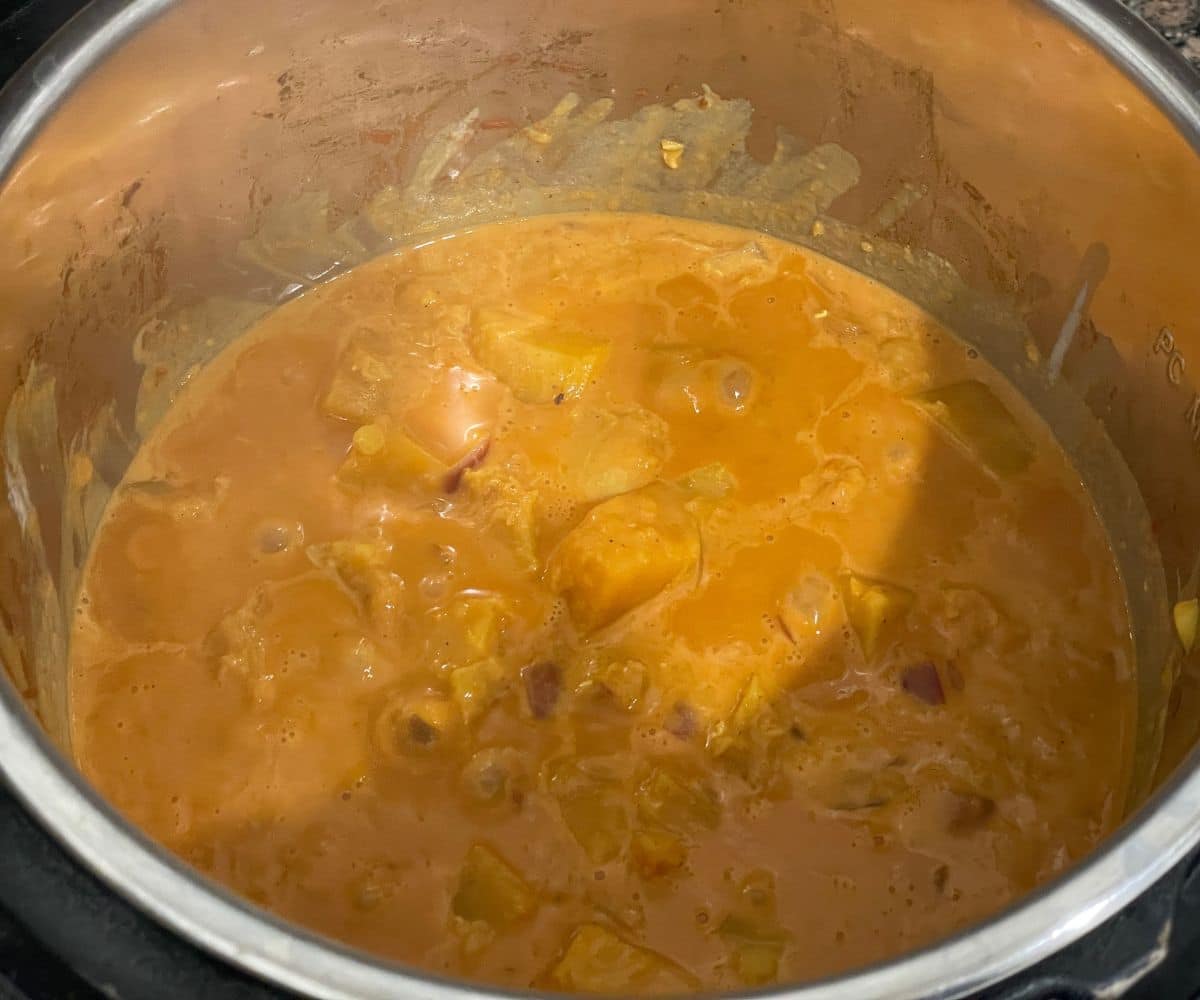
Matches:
[69,213,1134,992]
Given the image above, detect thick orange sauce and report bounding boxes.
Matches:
[70,213,1134,992]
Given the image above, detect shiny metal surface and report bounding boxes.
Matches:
[0,0,1198,997]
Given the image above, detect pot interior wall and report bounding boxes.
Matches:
[0,0,1197,833]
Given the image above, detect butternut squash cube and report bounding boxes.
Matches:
[547,923,696,994]
[549,758,629,864]
[449,658,507,724]
[321,340,392,422]
[841,573,913,658]
[337,422,445,492]
[679,462,738,499]
[548,485,699,632]
[558,406,669,503]
[452,844,537,929]
[718,914,787,986]
[587,658,648,712]
[306,539,405,633]
[558,785,629,865]
[431,593,507,666]
[635,764,721,834]
[630,828,687,879]
[462,460,540,569]
[470,307,609,404]
[706,675,768,758]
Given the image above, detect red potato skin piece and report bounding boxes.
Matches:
[664,701,698,740]
[444,439,492,493]
[523,662,562,719]
[900,662,945,706]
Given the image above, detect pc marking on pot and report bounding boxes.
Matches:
[1155,327,1200,442]
[1154,326,1186,385]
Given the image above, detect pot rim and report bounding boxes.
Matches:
[1,1,1199,997]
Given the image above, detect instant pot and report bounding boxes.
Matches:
[1,0,1200,997]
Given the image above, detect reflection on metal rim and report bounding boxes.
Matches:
[1041,0,1200,149]
[0,0,1198,997]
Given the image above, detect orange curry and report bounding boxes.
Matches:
[70,213,1135,993]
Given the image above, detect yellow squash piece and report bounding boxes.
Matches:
[321,340,393,422]
[548,484,699,632]
[449,659,507,724]
[678,462,738,499]
[635,764,721,834]
[587,658,648,712]
[559,405,669,503]
[469,307,609,404]
[718,914,787,986]
[337,422,445,492]
[630,828,687,879]
[708,675,768,749]
[461,460,540,569]
[558,785,629,865]
[912,380,1034,477]
[1175,598,1199,653]
[841,573,914,658]
[546,923,697,994]
[306,539,405,633]
[451,844,537,929]
[706,675,786,786]
[429,593,507,669]
[548,758,630,864]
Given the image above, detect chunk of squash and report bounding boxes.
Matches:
[449,658,507,724]
[912,380,1034,477]
[718,914,787,986]
[558,785,629,864]
[630,828,687,879]
[337,422,445,492]
[452,844,537,928]
[678,462,738,499]
[321,339,393,422]
[582,658,648,712]
[706,675,785,785]
[635,764,721,834]
[307,539,405,633]
[841,573,914,658]
[461,459,540,569]
[547,923,696,994]
[548,485,699,632]
[559,406,669,503]
[707,676,770,755]
[469,307,609,404]
[718,871,789,985]
[428,593,507,668]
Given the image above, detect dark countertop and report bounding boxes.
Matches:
[1123,0,1200,66]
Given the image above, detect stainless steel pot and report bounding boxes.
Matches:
[0,0,1198,996]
